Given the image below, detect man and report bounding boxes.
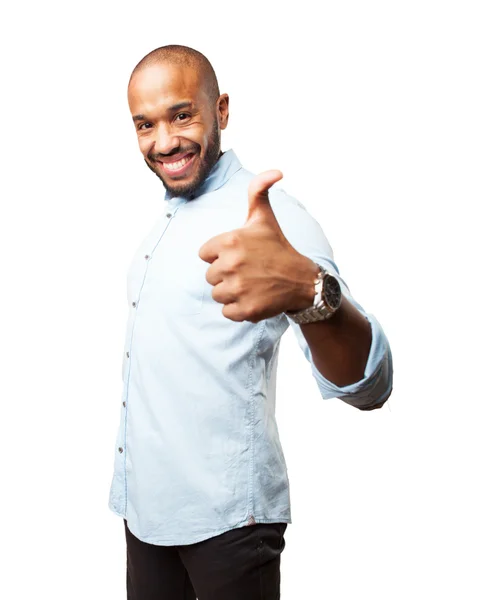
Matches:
[108,44,393,599]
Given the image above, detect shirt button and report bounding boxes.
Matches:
[166,212,172,218]
[126,351,129,358]
[122,401,126,407]
[144,254,149,260]
[132,301,136,308]
[118,447,123,453]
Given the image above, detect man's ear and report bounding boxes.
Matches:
[217,93,229,130]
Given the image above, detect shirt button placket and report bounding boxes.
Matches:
[126,253,149,404]
[125,299,137,413]
[122,244,152,461]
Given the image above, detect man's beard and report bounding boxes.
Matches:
[144,120,221,198]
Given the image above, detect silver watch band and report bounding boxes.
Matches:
[287,301,335,324]
[285,265,337,324]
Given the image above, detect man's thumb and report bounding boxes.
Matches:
[245,170,283,226]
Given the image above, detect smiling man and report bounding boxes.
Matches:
[108,45,393,600]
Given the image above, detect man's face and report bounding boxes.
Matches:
[128,63,228,197]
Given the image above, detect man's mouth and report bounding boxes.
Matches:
[157,152,197,177]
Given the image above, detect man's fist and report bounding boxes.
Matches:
[198,170,318,323]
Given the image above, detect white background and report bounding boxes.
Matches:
[1,1,478,598]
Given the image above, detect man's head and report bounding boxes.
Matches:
[127,45,229,197]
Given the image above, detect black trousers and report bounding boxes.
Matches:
[124,519,287,599]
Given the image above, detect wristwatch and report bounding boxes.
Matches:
[285,264,342,324]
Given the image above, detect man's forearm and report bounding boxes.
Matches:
[299,295,372,387]
[286,255,373,388]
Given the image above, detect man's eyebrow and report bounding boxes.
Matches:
[132,102,194,122]
[168,101,194,112]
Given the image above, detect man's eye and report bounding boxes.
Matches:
[138,123,152,130]
[175,113,190,122]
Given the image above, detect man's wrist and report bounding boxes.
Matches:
[285,257,320,313]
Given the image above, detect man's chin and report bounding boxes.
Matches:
[153,164,206,197]
[161,175,202,198]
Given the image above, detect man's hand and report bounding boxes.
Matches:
[198,170,319,323]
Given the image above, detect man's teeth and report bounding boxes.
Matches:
[163,155,193,172]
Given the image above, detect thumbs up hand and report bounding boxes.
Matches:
[198,170,320,323]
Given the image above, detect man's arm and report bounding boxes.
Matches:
[199,173,393,410]
[299,296,373,388]
[301,304,390,409]
[284,253,388,410]
[264,190,392,410]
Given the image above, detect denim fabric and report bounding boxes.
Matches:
[108,149,393,545]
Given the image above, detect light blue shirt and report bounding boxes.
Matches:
[108,149,393,545]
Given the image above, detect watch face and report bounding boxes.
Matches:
[323,275,342,310]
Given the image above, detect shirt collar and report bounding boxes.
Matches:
[163,149,242,202]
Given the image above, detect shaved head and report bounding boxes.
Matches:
[128,45,220,109]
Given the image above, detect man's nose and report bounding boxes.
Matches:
[154,122,180,156]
